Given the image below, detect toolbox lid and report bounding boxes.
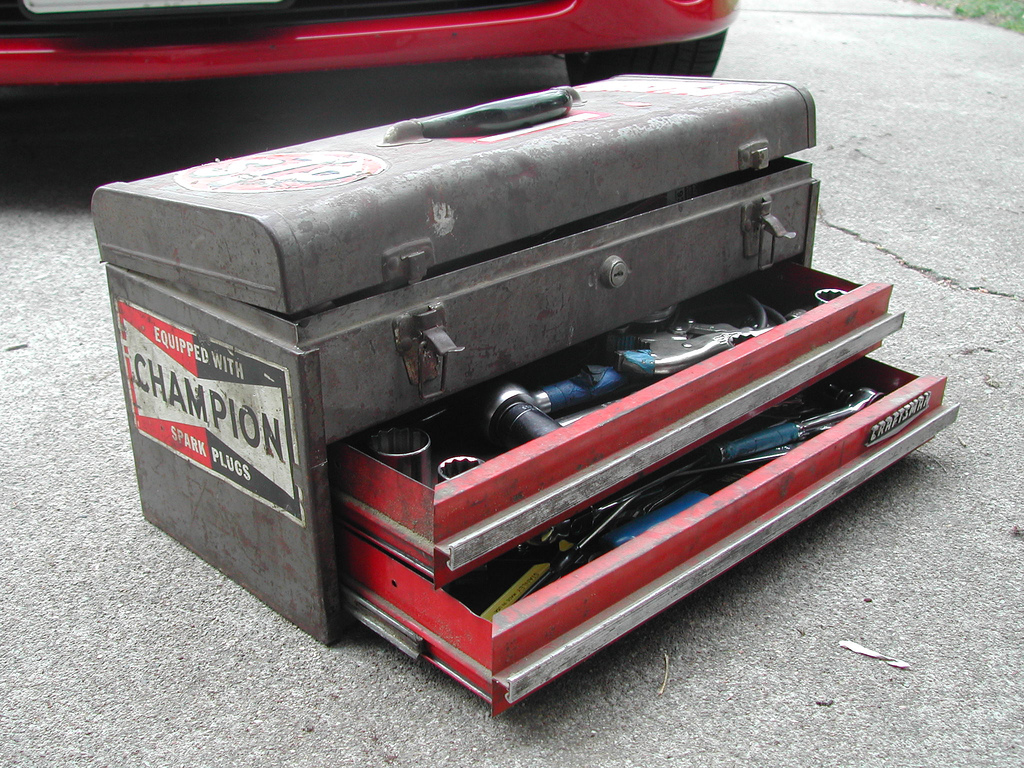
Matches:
[93,76,815,315]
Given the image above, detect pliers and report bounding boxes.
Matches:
[616,326,773,377]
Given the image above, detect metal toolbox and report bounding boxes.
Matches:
[94,76,956,712]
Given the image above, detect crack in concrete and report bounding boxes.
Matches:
[820,214,1022,301]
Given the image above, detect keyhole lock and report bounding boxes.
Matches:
[601,255,630,288]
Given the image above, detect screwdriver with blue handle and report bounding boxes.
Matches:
[707,387,883,464]
[530,364,628,414]
[587,389,883,551]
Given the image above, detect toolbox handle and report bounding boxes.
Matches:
[381,87,581,145]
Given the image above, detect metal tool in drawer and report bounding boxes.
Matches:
[446,381,886,616]
[475,288,857,447]
[362,284,860,480]
[95,77,815,315]
[476,294,793,449]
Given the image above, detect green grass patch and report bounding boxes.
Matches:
[919,0,1024,32]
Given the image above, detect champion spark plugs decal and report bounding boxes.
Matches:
[117,301,303,523]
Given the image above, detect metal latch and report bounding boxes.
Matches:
[742,194,797,269]
[394,303,465,399]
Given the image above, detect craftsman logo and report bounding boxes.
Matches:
[576,79,761,97]
[866,392,932,446]
[175,151,388,193]
[117,302,303,523]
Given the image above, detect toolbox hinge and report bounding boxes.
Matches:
[382,239,434,286]
[738,139,770,171]
[742,194,797,269]
[394,303,465,400]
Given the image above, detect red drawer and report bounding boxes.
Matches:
[330,263,902,587]
[337,357,956,713]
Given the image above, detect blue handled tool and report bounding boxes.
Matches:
[709,387,882,463]
[530,365,628,414]
[711,422,803,464]
[617,329,771,377]
[600,490,710,548]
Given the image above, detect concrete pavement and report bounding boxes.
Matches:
[2,1,1021,765]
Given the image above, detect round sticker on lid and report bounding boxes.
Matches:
[175,151,388,193]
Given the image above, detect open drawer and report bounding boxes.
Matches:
[336,357,958,713]
[329,263,903,587]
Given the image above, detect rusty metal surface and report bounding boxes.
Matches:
[99,160,819,447]
[92,77,815,314]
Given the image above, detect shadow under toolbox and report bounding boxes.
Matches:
[94,76,957,713]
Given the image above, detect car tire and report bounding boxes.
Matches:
[565,31,727,85]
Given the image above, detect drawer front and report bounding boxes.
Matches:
[332,264,900,586]
[337,358,957,713]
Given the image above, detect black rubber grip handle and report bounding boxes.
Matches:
[383,87,580,144]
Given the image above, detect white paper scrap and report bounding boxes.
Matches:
[839,640,911,670]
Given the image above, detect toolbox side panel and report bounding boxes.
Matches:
[106,266,343,642]
[340,532,492,665]
[330,445,435,540]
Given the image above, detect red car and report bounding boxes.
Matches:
[3,0,737,85]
